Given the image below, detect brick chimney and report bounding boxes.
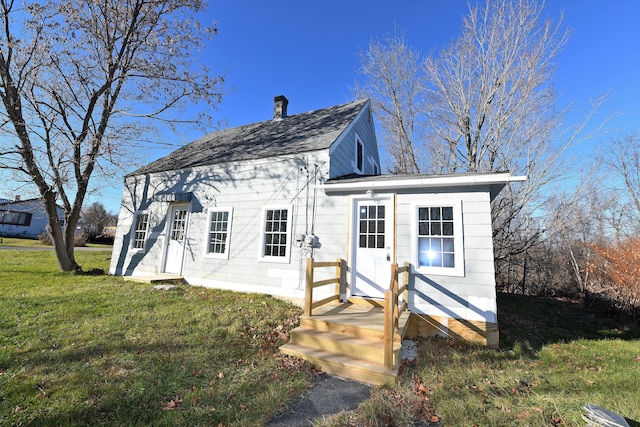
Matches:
[273,95,288,120]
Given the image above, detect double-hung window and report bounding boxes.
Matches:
[414,201,464,276]
[260,205,292,262]
[206,208,232,259]
[132,213,149,250]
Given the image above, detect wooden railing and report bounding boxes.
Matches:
[383,262,410,370]
[304,258,343,316]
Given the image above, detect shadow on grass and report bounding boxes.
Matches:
[6,332,286,426]
[497,292,640,351]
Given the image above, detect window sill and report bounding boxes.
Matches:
[258,256,291,264]
[413,265,465,277]
[204,253,229,260]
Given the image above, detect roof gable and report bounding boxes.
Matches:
[131,99,369,176]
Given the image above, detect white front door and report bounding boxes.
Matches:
[163,205,189,274]
[351,197,394,298]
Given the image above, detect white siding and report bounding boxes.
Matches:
[110,151,339,300]
[395,188,498,323]
[110,131,501,326]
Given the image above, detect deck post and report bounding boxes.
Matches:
[402,262,410,304]
[335,258,342,302]
[391,263,399,329]
[305,258,314,316]
[383,289,393,370]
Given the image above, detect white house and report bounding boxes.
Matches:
[110,96,523,348]
[0,197,64,239]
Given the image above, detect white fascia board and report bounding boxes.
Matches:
[318,173,526,192]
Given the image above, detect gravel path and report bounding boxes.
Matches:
[267,374,372,426]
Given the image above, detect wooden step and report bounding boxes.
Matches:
[289,326,401,364]
[124,274,183,284]
[279,343,398,386]
[279,302,411,385]
[299,316,387,341]
[300,312,411,343]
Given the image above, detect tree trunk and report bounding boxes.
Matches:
[42,192,79,272]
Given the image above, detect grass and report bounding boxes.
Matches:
[0,249,313,426]
[319,294,640,427]
[0,237,112,249]
[0,237,50,247]
[3,248,640,426]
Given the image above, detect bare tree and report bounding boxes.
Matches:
[423,0,568,175]
[545,181,605,295]
[420,0,609,291]
[0,0,223,271]
[79,201,116,241]
[354,31,423,174]
[354,0,605,293]
[601,131,640,238]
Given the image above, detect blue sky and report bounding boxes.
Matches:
[82,1,640,212]
[206,0,639,127]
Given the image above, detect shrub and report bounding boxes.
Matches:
[38,231,88,247]
[588,238,640,323]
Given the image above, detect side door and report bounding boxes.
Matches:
[163,204,189,274]
[351,197,394,298]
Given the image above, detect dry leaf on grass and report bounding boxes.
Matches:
[162,396,183,411]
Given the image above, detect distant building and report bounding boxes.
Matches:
[0,197,65,239]
[101,225,117,238]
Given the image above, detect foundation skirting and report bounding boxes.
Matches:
[406,313,499,348]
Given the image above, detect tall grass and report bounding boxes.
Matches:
[0,250,313,426]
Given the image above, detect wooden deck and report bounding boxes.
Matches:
[123,273,184,284]
[279,302,410,386]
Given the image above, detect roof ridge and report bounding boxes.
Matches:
[206,98,368,133]
[191,98,368,136]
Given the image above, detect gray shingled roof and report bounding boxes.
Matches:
[130,99,369,176]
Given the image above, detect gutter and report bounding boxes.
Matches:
[317,172,527,193]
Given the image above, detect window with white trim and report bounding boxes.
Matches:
[260,205,292,262]
[206,208,232,259]
[414,201,464,276]
[132,213,149,250]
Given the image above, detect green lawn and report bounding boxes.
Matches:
[0,250,313,426]
[0,237,50,247]
[0,236,112,249]
[3,249,640,426]
[320,294,640,427]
